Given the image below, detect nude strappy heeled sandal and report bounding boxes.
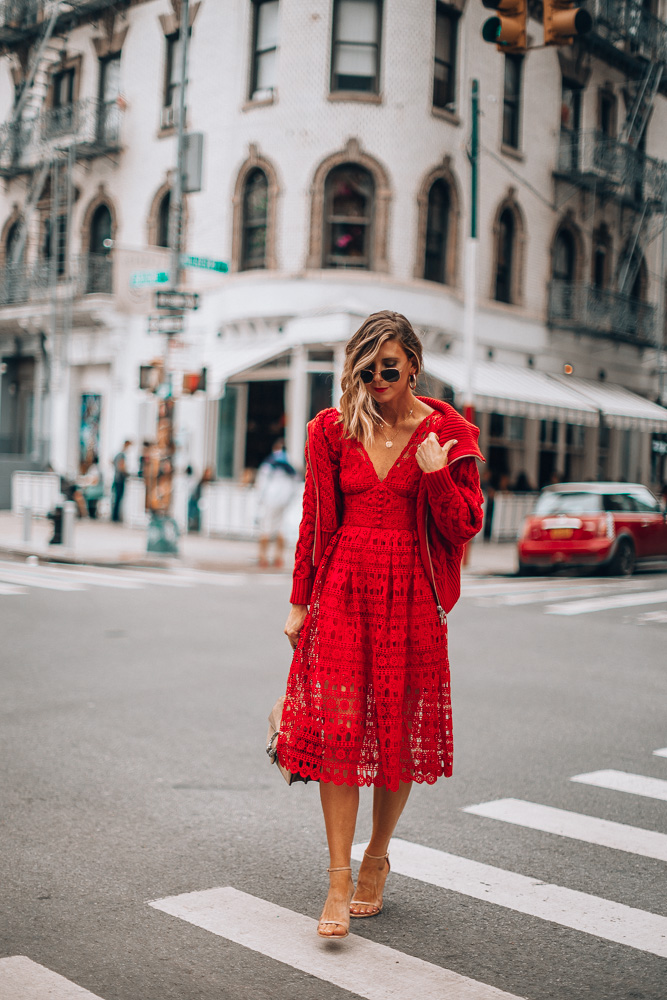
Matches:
[317,866,353,939]
[350,851,390,918]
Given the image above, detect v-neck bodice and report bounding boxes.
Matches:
[338,412,439,530]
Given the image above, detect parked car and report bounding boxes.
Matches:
[517,482,667,576]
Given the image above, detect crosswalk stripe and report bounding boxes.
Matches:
[477,585,633,606]
[0,582,26,595]
[546,589,667,616]
[0,956,105,999]
[571,770,667,801]
[149,886,525,1000]
[463,798,667,862]
[0,567,84,591]
[352,840,667,958]
[654,748,667,758]
[3,564,143,590]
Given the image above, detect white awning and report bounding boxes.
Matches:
[551,375,667,431]
[423,355,600,425]
[208,338,294,393]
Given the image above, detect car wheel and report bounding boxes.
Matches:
[607,537,635,577]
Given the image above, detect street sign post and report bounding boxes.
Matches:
[147,313,185,335]
[180,254,228,273]
[130,270,170,288]
[155,289,200,311]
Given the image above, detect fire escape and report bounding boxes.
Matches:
[0,0,126,309]
[548,0,667,351]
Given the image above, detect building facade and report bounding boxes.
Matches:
[1,0,667,509]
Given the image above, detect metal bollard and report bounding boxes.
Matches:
[23,506,32,543]
[62,501,76,548]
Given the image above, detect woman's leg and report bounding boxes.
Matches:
[318,781,359,937]
[350,782,411,916]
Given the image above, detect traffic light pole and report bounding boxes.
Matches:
[463,78,479,425]
[146,0,190,555]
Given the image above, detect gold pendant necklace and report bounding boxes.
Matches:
[381,408,413,448]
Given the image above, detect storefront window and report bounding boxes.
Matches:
[217,387,238,479]
[309,372,334,420]
[245,380,285,470]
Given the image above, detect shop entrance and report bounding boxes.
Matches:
[245,380,286,470]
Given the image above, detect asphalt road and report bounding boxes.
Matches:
[1,561,666,1000]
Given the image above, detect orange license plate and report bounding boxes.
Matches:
[550,528,573,539]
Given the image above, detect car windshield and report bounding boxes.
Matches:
[534,492,603,515]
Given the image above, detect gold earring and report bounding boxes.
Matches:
[409,373,417,389]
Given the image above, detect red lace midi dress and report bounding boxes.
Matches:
[278,411,481,791]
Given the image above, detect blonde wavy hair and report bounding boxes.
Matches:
[339,311,424,444]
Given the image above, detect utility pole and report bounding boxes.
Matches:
[146,0,190,555]
[463,78,479,425]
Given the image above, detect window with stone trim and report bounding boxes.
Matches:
[164,33,181,110]
[330,0,382,94]
[250,0,280,100]
[241,168,269,270]
[158,191,171,248]
[433,2,458,111]
[495,208,514,303]
[552,227,576,318]
[424,179,450,284]
[502,55,522,150]
[592,225,611,289]
[323,164,374,268]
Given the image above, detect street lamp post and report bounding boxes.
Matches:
[463,78,479,425]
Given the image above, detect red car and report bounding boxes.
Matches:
[518,482,667,576]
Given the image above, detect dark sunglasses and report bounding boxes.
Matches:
[359,367,401,384]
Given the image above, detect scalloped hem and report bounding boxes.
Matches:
[278,756,452,792]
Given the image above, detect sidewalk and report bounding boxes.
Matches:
[0,511,517,576]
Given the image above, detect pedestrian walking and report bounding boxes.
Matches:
[255,438,298,567]
[277,311,484,939]
[78,455,104,518]
[111,439,132,522]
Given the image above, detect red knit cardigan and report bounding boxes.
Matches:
[290,398,485,619]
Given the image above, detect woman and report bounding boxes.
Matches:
[277,311,484,939]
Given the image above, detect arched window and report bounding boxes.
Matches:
[6,221,21,264]
[553,229,575,282]
[323,164,374,268]
[552,227,576,318]
[157,191,171,248]
[424,179,450,283]
[495,208,514,303]
[241,168,268,270]
[592,226,611,290]
[88,204,112,293]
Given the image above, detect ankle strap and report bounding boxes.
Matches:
[327,866,352,872]
[364,851,389,860]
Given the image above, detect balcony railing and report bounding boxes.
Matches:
[584,0,667,66]
[0,98,122,174]
[556,130,667,207]
[0,0,122,42]
[548,280,657,346]
[0,253,113,306]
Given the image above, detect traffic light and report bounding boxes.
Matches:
[481,0,527,53]
[182,368,207,394]
[543,1,592,46]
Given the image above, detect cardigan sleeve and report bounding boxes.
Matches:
[424,456,484,545]
[289,442,316,604]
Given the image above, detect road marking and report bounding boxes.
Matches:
[477,585,633,606]
[0,566,84,591]
[571,770,667,801]
[463,798,667,862]
[4,564,144,590]
[0,957,105,999]
[351,840,667,958]
[0,582,27,595]
[546,589,667,616]
[149,886,525,1000]
[654,748,667,758]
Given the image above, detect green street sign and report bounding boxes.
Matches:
[181,255,228,273]
[131,270,170,288]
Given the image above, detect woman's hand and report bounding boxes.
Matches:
[415,434,458,474]
[284,604,308,650]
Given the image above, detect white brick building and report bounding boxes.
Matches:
[1,0,667,510]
